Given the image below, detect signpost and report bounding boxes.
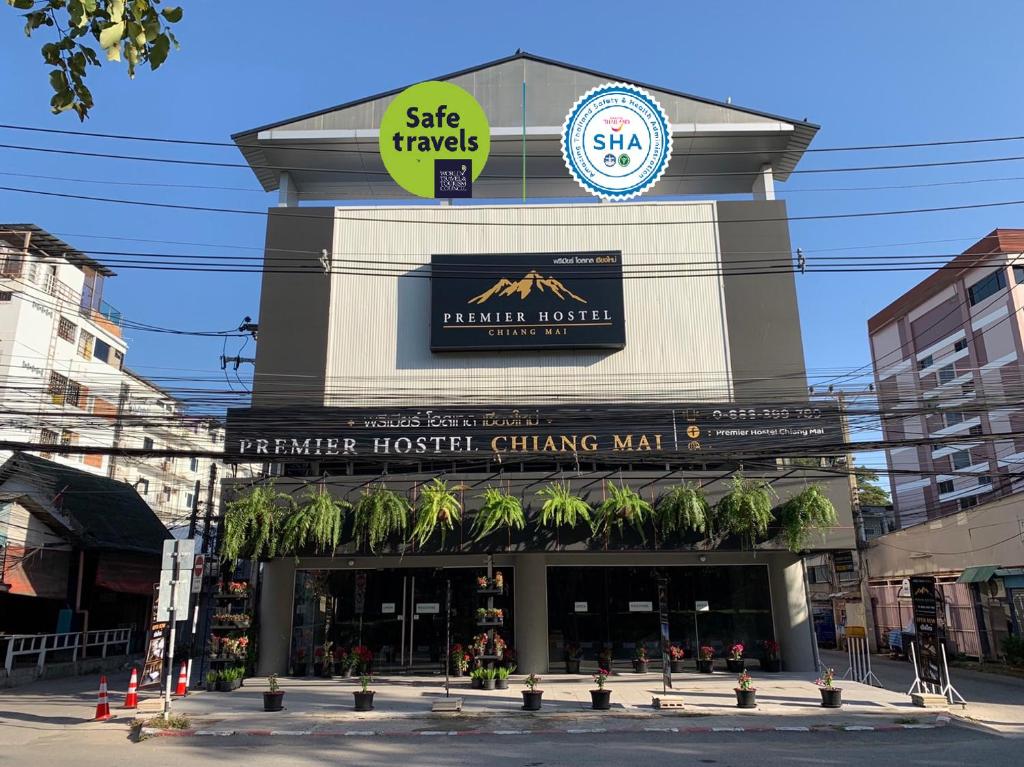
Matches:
[657,577,671,692]
[157,539,196,713]
[910,576,941,685]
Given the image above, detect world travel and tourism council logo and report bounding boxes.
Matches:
[561,82,673,201]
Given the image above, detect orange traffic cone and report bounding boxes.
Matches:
[94,675,112,720]
[174,661,188,697]
[122,667,139,709]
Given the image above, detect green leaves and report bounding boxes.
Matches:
[717,474,777,549]
[655,482,710,537]
[353,485,411,553]
[219,483,291,564]
[471,487,525,542]
[411,478,464,548]
[9,0,185,119]
[595,481,653,541]
[778,484,837,552]
[280,488,349,556]
[536,481,592,530]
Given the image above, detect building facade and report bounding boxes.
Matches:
[225,53,856,675]
[0,225,127,477]
[109,369,254,531]
[869,229,1024,528]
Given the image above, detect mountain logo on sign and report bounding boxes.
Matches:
[468,270,588,305]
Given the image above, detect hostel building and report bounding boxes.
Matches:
[225,52,856,675]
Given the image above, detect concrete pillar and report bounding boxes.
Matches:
[257,558,296,676]
[768,554,816,672]
[752,164,775,200]
[278,172,299,207]
[513,554,548,674]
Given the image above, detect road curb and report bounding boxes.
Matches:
[138,715,951,740]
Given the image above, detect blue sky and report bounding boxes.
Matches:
[2,1,1024,470]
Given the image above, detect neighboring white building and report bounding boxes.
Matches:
[0,224,128,477]
[0,225,257,531]
[110,369,256,530]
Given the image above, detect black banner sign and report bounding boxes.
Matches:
[429,252,626,351]
[910,575,941,685]
[224,402,840,462]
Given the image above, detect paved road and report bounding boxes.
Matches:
[819,648,1024,734]
[0,727,1012,767]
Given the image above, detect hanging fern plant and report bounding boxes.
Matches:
[717,473,777,549]
[353,484,412,553]
[536,481,592,530]
[471,487,525,541]
[219,483,290,564]
[279,487,350,556]
[778,484,837,552]
[595,481,653,541]
[412,478,464,548]
[655,482,710,537]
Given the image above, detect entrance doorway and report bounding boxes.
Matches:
[546,565,774,672]
[291,567,515,674]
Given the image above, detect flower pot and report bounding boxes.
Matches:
[353,690,375,712]
[482,678,496,690]
[522,690,543,711]
[670,660,685,673]
[471,677,483,689]
[761,658,781,673]
[495,679,508,690]
[590,689,611,710]
[697,659,714,674]
[206,681,217,692]
[735,689,757,709]
[215,680,233,692]
[263,691,285,712]
[819,687,842,708]
[633,660,648,673]
[726,659,745,673]
[233,678,243,690]
[565,658,581,674]
[292,662,307,677]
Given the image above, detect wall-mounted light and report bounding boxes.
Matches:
[698,554,707,563]
[347,560,355,567]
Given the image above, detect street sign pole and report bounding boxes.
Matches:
[163,555,178,715]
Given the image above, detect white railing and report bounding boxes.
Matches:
[3,628,132,674]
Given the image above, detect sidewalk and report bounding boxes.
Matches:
[153,670,947,738]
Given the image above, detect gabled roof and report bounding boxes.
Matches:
[232,50,819,200]
[0,453,170,555]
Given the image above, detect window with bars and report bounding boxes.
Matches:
[0,291,12,302]
[77,330,94,359]
[57,317,76,343]
[162,486,173,502]
[48,371,68,404]
[938,364,956,385]
[39,428,58,458]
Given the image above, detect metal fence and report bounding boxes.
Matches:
[870,580,983,658]
[3,628,133,674]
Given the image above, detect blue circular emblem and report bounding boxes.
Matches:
[561,82,673,200]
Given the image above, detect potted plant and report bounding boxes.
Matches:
[332,645,350,676]
[735,671,756,709]
[816,667,842,708]
[590,668,611,710]
[205,671,218,692]
[669,645,686,673]
[292,647,307,677]
[521,673,543,711]
[778,484,837,553]
[726,643,745,673]
[350,645,373,674]
[469,667,485,690]
[352,484,411,553]
[476,607,504,626]
[633,642,648,673]
[263,673,285,711]
[492,634,507,661]
[471,487,525,542]
[655,482,710,539]
[697,646,715,673]
[495,665,514,690]
[493,570,504,591]
[481,667,497,691]
[564,642,583,674]
[450,644,470,677]
[470,633,488,660]
[717,473,777,549]
[411,478,464,547]
[536,481,593,544]
[353,675,375,711]
[598,645,612,671]
[761,640,781,672]
[595,481,653,542]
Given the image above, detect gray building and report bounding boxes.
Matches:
[225,52,855,675]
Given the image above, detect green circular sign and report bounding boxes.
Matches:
[378,81,491,198]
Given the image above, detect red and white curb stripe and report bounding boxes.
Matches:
[141,716,951,739]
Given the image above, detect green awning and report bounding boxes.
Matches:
[957,565,999,583]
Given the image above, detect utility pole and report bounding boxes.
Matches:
[194,462,218,688]
[108,381,130,478]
